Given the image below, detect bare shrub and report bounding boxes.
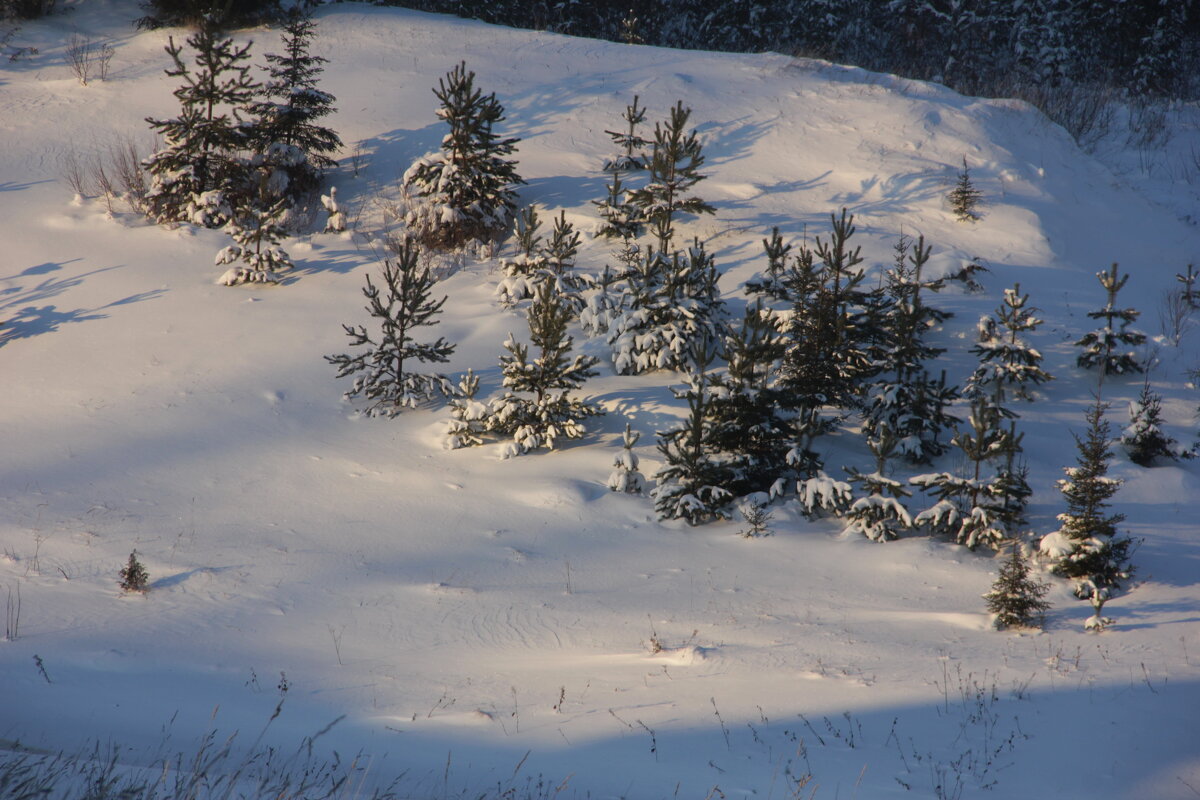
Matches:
[108,135,150,212]
[1005,80,1117,152]
[1159,288,1195,346]
[65,34,115,85]
[58,148,90,198]
[66,33,90,84]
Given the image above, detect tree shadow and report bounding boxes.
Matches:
[0,262,164,346]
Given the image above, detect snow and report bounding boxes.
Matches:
[2,2,1200,798]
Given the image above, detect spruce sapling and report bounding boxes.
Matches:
[983,542,1050,630]
[1039,400,1133,591]
[119,550,150,593]
[1122,379,1178,466]
[403,61,524,250]
[948,156,982,222]
[1075,264,1146,376]
[326,237,456,416]
[608,423,645,494]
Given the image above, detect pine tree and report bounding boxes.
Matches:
[594,95,648,241]
[326,237,456,416]
[842,435,914,542]
[710,301,791,497]
[627,101,715,253]
[321,185,345,232]
[964,283,1052,418]
[606,239,726,374]
[1122,379,1178,466]
[143,24,259,227]
[911,398,1012,551]
[737,498,774,538]
[862,233,958,464]
[248,8,342,198]
[652,336,735,525]
[1075,263,1146,376]
[608,422,645,494]
[1039,400,1133,591]
[119,550,150,593]
[778,210,875,418]
[983,542,1050,630]
[948,157,983,222]
[215,189,294,286]
[487,279,601,455]
[403,61,524,250]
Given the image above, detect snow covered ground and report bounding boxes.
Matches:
[2,2,1199,797]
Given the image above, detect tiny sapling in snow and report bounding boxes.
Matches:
[948,156,982,222]
[119,550,150,593]
[608,423,645,494]
[738,497,773,538]
[1075,264,1146,376]
[321,186,345,233]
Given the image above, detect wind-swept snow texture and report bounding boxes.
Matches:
[2,3,1199,798]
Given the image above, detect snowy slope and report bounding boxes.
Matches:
[2,3,1200,798]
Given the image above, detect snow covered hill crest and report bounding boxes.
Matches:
[2,3,1200,798]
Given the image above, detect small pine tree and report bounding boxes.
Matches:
[964,283,1052,417]
[594,95,648,241]
[948,156,982,222]
[445,368,488,449]
[403,61,524,250]
[326,237,456,416]
[842,434,913,542]
[321,186,345,232]
[215,189,294,285]
[143,24,259,227]
[1122,379,1178,466]
[983,542,1050,630]
[627,101,715,253]
[119,550,150,593]
[606,240,726,374]
[248,8,342,198]
[608,422,645,494]
[652,336,735,525]
[1039,400,1133,591]
[487,279,601,455]
[1075,264,1146,376]
[738,498,773,538]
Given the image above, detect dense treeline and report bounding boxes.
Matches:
[381,0,1198,102]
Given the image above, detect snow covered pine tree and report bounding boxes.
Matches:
[326,237,456,415]
[403,61,524,250]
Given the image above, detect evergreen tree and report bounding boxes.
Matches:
[248,8,341,198]
[594,95,648,241]
[652,336,735,525]
[737,496,774,538]
[608,422,645,494]
[215,189,294,285]
[403,61,524,250]
[326,237,456,416]
[983,542,1051,630]
[710,301,791,497]
[862,233,958,464]
[487,279,601,455]
[445,368,488,449]
[627,101,715,253]
[1039,400,1133,591]
[119,549,150,593]
[948,157,983,222]
[1075,263,1146,376]
[606,239,726,374]
[143,24,259,227]
[1122,379,1178,466]
[964,283,1052,418]
[842,434,914,542]
[911,397,1012,551]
